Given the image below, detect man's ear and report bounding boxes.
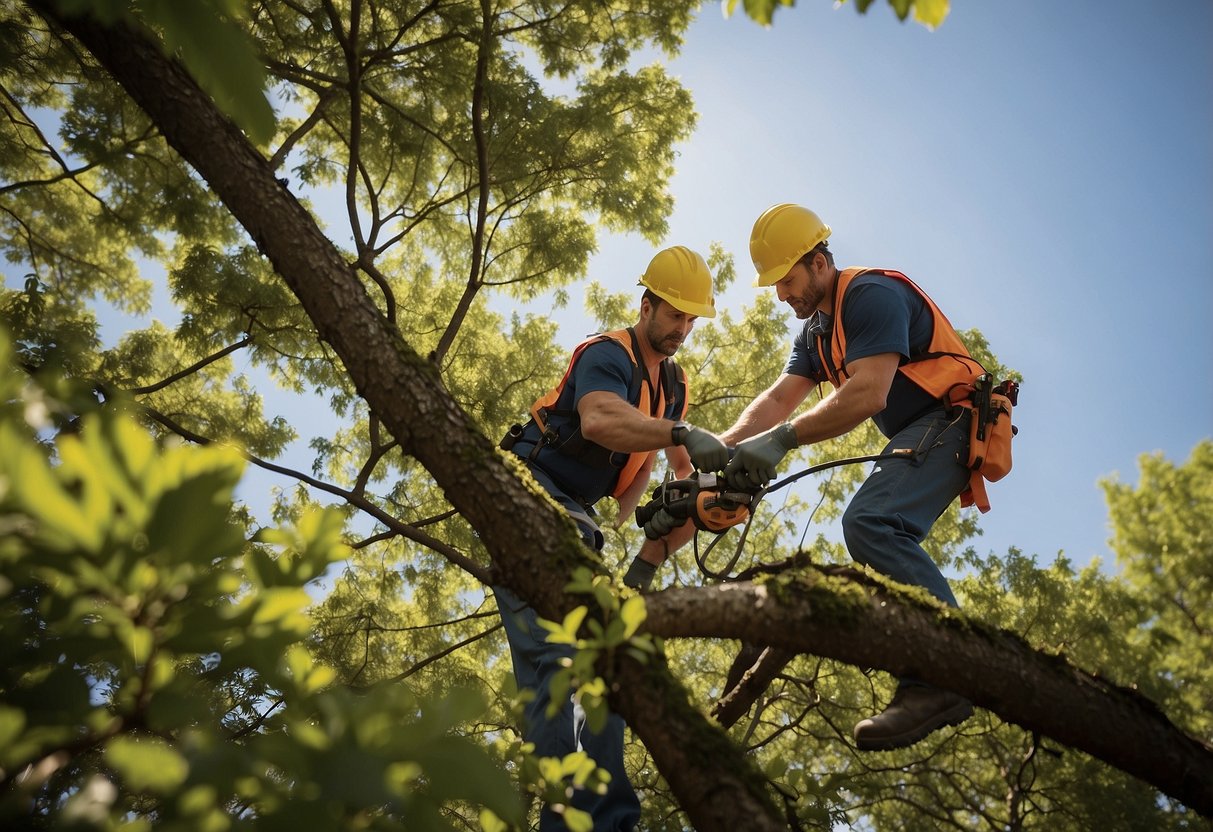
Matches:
[805,250,821,276]
[639,296,653,319]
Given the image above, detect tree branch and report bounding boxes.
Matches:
[643,572,1213,816]
[127,335,253,395]
[139,404,490,584]
[431,0,493,364]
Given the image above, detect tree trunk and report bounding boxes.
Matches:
[33,5,783,829]
[32,2,1213,822]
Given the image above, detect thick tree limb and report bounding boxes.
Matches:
[36,6,784,829]
[643,571,1213,817]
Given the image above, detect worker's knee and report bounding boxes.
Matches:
[842,504,890,566]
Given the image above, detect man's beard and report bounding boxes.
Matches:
[786,280,826,320]
[645,318,682,356]
[786,296,813,319]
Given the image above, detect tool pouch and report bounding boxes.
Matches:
[952,376,1018,513]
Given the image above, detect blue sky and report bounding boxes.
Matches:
[568,0,1212,565]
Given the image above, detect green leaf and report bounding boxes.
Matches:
[479,808,508,832]
[0,706,26,753]
[251,587,311,626]
[126,625,154,664]
[105,735,189,792]
[562,806,594,832]
[539,605,587,645]
[134,0,275,145]
[912,0,950,29]
[590,580,615,613]
[620,595,646,639]
[11,439,102,552]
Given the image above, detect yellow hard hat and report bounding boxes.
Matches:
[638,246,716,318]
[750,203,832,287]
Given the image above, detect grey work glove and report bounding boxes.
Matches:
[723,422,798,490]
[674,423,729,473]
[642,507,680,541]
[622,556,658,591]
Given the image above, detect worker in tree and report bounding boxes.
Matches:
[725,204,981,750]
[495,246,727,830]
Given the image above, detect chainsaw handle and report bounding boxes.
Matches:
[635,476,699,538]
[634,495,666,534]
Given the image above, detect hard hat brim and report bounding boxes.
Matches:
[754,261,794,287]
[648,287,716,318]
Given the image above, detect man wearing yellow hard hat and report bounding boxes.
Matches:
[496,245,726,830]
[722,204,986,751]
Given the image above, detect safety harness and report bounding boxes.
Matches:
[501,328,688,500]
[817,267,1017,512]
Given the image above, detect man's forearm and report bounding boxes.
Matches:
[788,389,870,445]
[723,389,794,445]
[638,519,697,566]
[787,354,897,445]
[579,392,679,452]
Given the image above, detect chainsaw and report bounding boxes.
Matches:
[634,471,758,539]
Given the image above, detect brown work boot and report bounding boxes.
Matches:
[853,685,973,751]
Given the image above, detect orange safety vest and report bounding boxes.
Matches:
[818,268,984,396]
[529,328,688,499]
[818,268,995,510]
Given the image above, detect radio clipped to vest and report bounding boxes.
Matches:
[951,374,1019,513]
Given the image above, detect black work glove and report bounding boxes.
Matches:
[674,423,729,472]
[723,422,798,490]
[642,507,680,540]
[622,556,658,591]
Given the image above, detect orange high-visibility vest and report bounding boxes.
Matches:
[529,328,688,499]
[818,268,993,509]
[818,268,983,396]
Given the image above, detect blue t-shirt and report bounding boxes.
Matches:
[783,273,941,437]
[514,336,685,505]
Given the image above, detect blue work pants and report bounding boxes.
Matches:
[842,408,970,608]
[841,409,971,690]
[493,468,639,831]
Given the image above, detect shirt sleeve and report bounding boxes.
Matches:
[569,340,634,409]
[839,279,915,365]
[782,320,827,381]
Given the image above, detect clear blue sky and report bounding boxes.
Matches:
[573,0,1212,565]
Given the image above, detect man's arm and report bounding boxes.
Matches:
[722,352,900,489]
[721,372,817,445]
[579,389,729,474]
[787,352,900,444]
[578,390,681,452]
